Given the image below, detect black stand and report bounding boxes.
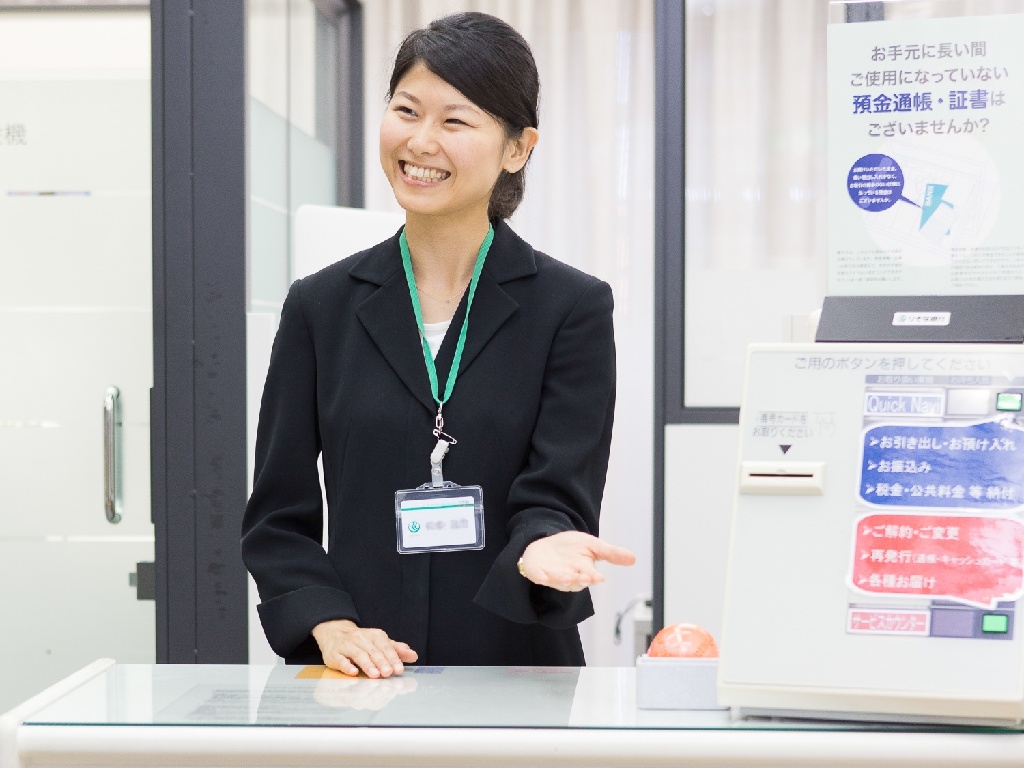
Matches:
[815,295,1024,344]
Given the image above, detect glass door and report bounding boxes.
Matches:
[0,7,154,712]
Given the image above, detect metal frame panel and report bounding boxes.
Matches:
[336,0,363,207]
[655,0,740,428]
[0,1,148,8]
[653,0,682,636]
[151,0,248,663]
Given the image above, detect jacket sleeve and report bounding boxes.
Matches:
[241,279,360,658]
[473,278,616,628]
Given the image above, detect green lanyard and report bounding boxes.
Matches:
[399,224,493,443]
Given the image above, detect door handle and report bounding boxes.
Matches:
[103,386,123,524]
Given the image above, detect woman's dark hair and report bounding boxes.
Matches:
[388,12,540,221]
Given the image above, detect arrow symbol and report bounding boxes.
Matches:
[779,444,792,455]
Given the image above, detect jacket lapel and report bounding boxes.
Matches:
[352,238,437,415]
[443,274,518,382]
[437,221,537,389]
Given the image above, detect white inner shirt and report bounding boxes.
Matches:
[422,319,451,360]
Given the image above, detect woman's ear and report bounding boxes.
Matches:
[503,127,539,174]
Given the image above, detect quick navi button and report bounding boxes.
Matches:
[981,614,1009,634]
[995,392,1023,412]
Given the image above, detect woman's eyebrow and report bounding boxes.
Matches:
[444,103,480,116]
[394,90,479,115]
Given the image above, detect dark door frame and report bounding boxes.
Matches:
[151,0,249,663]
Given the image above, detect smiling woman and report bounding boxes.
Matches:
[382,10,540,223]
[378,61,536,253]
[241,11,635,679]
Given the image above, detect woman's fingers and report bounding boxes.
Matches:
[356,633,409,677]
[394,642,420,663]
[521,531,636,591]
[368,633,403,676]
[530,563,595,592]
[590,539,637,567]
[347,646,384,678]
[330,653,360,676]
[312,620,417,678]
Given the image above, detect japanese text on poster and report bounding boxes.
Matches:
[827,14,1024,296]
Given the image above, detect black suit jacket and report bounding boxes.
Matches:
[241,220,616,666]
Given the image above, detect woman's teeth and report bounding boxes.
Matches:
[403,162,450,182]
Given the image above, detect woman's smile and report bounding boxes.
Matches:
[399,160,451,184]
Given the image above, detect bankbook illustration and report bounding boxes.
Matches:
[844,138,999,265]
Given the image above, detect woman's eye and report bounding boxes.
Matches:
[394,105,415,116]
[445,118,467,126]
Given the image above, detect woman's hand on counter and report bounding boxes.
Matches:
[311,619,418,678]
[519,531,636,592]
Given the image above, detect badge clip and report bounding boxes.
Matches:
[430,439,450,488]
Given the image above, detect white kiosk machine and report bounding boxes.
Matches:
[719,339,1024,725]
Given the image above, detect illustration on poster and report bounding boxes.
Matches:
[847,154,911,212]
[847,152,957,238]
[847,140,999,253]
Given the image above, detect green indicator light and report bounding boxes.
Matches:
[982,614,1009,634]
[995,392,1023,412]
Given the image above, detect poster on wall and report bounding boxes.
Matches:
[827,13,1024,296]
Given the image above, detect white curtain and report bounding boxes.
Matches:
[682,0,831,408]
[685,0,829,272]
[887,0,1024,18]
[362,0,655,665]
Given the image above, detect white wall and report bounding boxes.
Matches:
[662,424,740,638]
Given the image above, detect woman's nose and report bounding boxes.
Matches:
[407,122,439,154]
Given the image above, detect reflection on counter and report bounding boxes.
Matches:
[24,663,997,734]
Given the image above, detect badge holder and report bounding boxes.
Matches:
[395,438,484,554]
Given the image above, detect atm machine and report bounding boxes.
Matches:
[718,297,1024,726]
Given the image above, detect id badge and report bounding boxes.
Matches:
[395,484,485,554]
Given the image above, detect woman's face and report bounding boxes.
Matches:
[379,62,533,222]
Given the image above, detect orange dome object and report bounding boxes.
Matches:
[647,623,718,658]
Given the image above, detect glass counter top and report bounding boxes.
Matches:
[20,664,1015,732]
